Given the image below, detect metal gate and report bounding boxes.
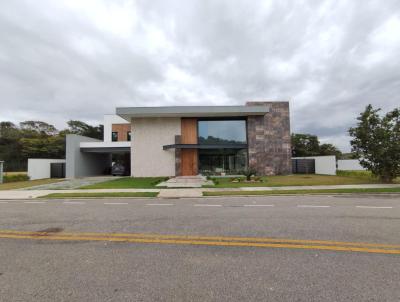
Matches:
[50,163,65,178]
[292,159,315,174]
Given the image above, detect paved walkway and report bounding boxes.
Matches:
[157,176,213,188]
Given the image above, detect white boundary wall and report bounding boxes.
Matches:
[28,158,66,180]
[337,159,365,171]
[292,156,336,175]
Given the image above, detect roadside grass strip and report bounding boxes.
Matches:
[39,192,159,198]
[203,187,400,196]
[1,229,400,255]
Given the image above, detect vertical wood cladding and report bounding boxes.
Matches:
[180,118,198,176]
[112,124,131,141]
[247,102,292,175]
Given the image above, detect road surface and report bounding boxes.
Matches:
[0,195,399,301]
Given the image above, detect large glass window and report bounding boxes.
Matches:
[198,120,247,145]
[198,148,248,175]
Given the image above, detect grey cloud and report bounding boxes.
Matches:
[1,0,400,151]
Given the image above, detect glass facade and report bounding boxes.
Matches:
[198,120,247,145]
[197,120,248,175]
[198,148,248,175]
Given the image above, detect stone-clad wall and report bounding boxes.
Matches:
[246,102,292,175]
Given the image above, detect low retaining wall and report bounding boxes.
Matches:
[28,159,66,180]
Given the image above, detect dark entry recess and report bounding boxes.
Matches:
[50,163,66,178]
[292,159,315,174]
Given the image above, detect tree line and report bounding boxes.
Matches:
[0,120,103,171]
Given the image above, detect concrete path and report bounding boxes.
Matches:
[157,175,213,188]
[159,188,203,198]
[22,176,121,190]
[0,183,399,199]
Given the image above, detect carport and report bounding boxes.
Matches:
[66,134,131,178]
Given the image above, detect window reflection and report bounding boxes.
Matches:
[198,120,247,144]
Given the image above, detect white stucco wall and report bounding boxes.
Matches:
[292,156,337,175]
[104,114,130,142]
[337,159,365,171]
[28,158,66,180]
[131,117,181,177]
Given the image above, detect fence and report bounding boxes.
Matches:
[292,159,315,174]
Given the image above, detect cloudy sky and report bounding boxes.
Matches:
[1,0,399,151]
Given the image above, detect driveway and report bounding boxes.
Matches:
[21,176,119,190]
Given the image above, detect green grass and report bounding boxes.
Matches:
[40,192,159,198]
[79,177,168,189]
[0,179,63,190]
[205,173,400,188]
[203,187,400,196]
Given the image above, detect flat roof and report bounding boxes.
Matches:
[116,105,269,120]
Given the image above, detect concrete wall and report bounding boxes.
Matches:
[104,114,130,142]
[66,134,111,178]
[337,159,365,171]
[292,156,336,175]
[131,117,181,177]
[27,158,66,180]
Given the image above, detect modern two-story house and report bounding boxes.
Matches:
[66,101,291,178]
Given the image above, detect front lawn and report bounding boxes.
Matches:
[205,173,399,188]
[40,192,159,198]
[79,177,168,189]
[203,187,400,196]
[0,179,63,190]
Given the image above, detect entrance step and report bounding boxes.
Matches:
[159,189,203,198]
[157,176,213,188]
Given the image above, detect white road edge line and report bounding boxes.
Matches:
[104,202,128,205]
[243,204,274,207]
[356,206,393,209]
[0,201,9,204]
[297,205,331,208]
[24,201,46,204]
[194,204,222,207]
[146,203,174,206]
[63,201,86,205]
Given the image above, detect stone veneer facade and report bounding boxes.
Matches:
[246,102,292,175]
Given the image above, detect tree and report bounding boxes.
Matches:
[349,104,400,183]
[291,133,321,157]
[20,121,58,137]
[65,120,103,139]
[319,143,342,158]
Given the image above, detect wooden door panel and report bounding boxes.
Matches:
[181,149,198,176]
[181,118,198,175]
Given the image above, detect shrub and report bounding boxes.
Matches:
[242,168,257,181]
[4,174,30,183]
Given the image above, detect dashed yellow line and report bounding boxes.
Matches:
[0,230,399,255]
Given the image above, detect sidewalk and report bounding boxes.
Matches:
[1,183,400,199]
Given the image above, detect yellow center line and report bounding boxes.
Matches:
[0,230,400,255]
[0,233,400,254]
[1,229,400,249]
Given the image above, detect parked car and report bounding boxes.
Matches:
[111,163,125,176]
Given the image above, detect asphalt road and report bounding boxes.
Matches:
[0,195,399,301]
